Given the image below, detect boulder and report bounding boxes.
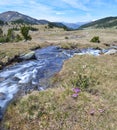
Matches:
[105,49,117,55]
[20,51,35,60]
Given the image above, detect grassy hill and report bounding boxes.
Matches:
[79,17,117,29]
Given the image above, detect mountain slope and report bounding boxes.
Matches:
[63,22,88,29]
[79,17,117,29]
[0,20,4,25]
[63,23,81,29]
[0,11,49,24]
[48,22,70,30]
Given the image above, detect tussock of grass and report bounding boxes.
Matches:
[2,54,117,130]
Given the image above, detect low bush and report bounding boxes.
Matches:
[65,36,69,39]
[71,74,95,91]
[90,36,100,43]
[21,26,32,41]
[0,29,22,43]
[29,26,38,31]
[0,35,9,43]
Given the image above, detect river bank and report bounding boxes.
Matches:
[0,45,117,122]
[1,50,117,130]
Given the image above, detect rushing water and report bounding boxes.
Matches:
[0,46,113,119]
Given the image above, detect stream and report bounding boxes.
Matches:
[0,46,116,120]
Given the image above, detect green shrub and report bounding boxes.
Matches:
[65,36,69,39]
[71,74,95,91]
[0,29,22,43]
[15,34,22,42]
[90,36,100,43]
[21,26,32,41]
[0,20,4,25]
[0,35,10,43]
[7,29,15,41]
[48,23,54,28]
[28,26,38,31]
[0,28,3,36]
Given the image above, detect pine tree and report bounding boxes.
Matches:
[21,26,32,41]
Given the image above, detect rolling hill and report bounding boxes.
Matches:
[79,17,117,29]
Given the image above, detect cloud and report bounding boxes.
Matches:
[61,0,89,11]
[0,0,24,5]
[55,12,65,15]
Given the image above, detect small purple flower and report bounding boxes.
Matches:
[90,110,95,116]
[73,88,81,93]
[98,109,105,113]
[72,93,78,98]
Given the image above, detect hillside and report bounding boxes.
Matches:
[79,17,117,29]
[0,20,4,25]
[0,11,49,25]
[48,22,69,30]
[63,22,88,29]
[0,11,70,29]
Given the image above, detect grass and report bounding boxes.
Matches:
[2,54,117,130]
[0,26,117,129]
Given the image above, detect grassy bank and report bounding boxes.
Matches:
[2,54,117,130]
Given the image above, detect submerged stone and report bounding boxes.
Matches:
[0,93,6,100]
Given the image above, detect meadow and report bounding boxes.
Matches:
[0,25,117,129]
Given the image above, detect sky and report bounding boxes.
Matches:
[0,0,117,23]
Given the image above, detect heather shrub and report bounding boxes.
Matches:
[90,36,100,43]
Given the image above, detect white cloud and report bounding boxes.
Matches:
[0,0,24,5]
[55,12,65,15]
[61,0,89,11]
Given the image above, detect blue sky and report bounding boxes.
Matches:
[0,0,117,22]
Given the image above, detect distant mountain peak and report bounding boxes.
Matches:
[0,11,49,24]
